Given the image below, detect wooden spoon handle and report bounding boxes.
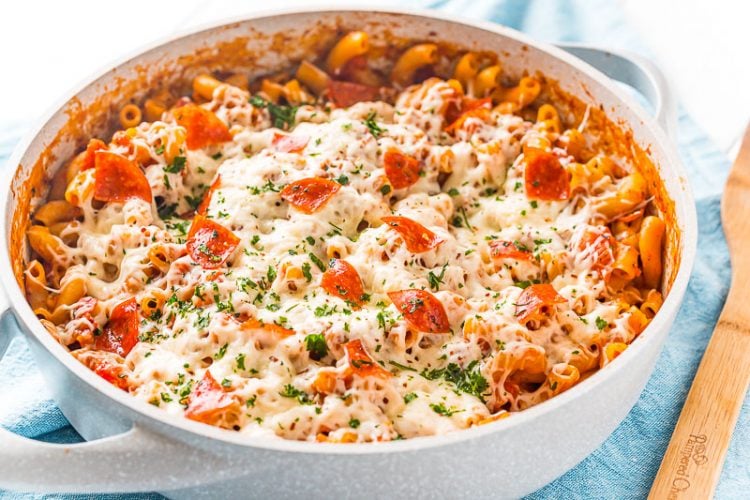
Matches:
[649,293,750,499]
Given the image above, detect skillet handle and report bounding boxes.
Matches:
[556,43,677,140]
[0,296,222,493]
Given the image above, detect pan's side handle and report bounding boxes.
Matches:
[557,43,677,140]
[0,291,223,493]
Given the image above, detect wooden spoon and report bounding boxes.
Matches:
[650,123,750,499]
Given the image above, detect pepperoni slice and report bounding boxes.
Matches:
[381,216,444,253]
[384,148,421,189]
[388,289,450,334]
[197,175,221,215]
[186,215,240,269]
[576,226,615,271]
[93,151,152,203]
[79,139,108,171]
[280,178,341,214]
[243,318,295,338]
[446,97,492,133]
[94,297,139,357]
[524,148,570,201]
[173,103,232,150]
[185,370,235,424]
[92,360,130,391]
[321,259,366,306]
[327,80,381,108]
[272,133,309,154]
[343,339,392,379]
[489,240,533,261]
[515,284,566,324]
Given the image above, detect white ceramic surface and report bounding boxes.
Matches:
[0,8,696,499]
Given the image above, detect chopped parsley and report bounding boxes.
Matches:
[309,252,326,272]
[267,265,277,284]
[301,262,313,282]
[363,111,385,138]
[427,264,448,292]
[235,353,246,371]
[164,156,186,174]
[304,333,329,360]
[595,316,608,331]
[348,418,361,429]
[430,403,461,417]
[404,392,418,404]
[314,304,338,317]
[421,360,489,401]
[388,360,417,372]
[279,384,311,404]
[249,95,298,130]
[213,343,228,360]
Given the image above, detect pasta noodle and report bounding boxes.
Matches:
[119,104,142,129]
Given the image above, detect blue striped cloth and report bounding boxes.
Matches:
[1,1,746,498]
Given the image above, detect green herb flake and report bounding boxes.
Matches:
[309,252,326,272]
[236,353,246,371]
[304,333,329,360]
[421,360,489,401]
[279,384,311,404]
[213,343,228,360]
[595,316,608,331]
[164,156,187,174]
[363,111,385,138]
[429,402,461,417]
[249,95,298,130]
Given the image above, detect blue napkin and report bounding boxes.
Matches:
[1,1,746,498]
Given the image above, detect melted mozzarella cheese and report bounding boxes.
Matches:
[49,78,651,442]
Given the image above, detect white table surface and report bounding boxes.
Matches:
[0,0,748,152]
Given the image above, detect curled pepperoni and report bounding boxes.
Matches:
[576,226,615,271]
[381,216,444,253]
[197,175,221,215]
[272,133,309,154]
[185,370,235,424]
[515,284,566,324]
[446,97,492,133]
[173,103,232,150]
[327,80,381,108]
[388,289,450,334]
[524,148,570,201]
[321,259,366,306]
[94,151,152,203]
[78,139,107,171]
[489,240,533,261]
[94,297,139,358]
[92,360,130,391]
[186,215,240,269]
[343,339,392,379]
[280,178,341,214]
[384,148,421,189]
